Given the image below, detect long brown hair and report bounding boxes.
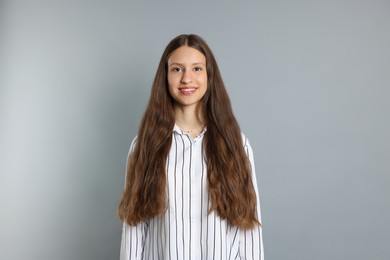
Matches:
[118,34,260,229]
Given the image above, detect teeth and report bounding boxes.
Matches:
[180,88,196,93]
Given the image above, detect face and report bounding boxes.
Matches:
[167,46,208,110]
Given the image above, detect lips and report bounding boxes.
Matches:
[179,86,197,95]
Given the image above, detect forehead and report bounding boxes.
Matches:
[168,46,206,64]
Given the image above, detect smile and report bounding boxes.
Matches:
[179,87,197,95]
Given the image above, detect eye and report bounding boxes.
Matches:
[193,66,203,72]
[171,67,183,72]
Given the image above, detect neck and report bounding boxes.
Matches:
[174,105,204,132]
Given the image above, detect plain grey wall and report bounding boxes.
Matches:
[1,1,389,259]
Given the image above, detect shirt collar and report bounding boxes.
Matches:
[173,124,182,134]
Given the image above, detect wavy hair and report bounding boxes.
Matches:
[118,34,260,229]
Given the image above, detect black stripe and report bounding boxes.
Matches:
[229,227,239,260]
[179,134,186,260]
[166,152,171,260]
[128,226,131,260]
[135,227,138,257]
[251,230,254,260]
[173,135,179,259]
[151,219,154,260]
[234,249,239,260]
[158,217,162,260]
[213,213,216,260]
[200,141,204,260]
[187,135,193,260]
[206,198,209,260]
[244,229,247,259]
[220,219,222,260]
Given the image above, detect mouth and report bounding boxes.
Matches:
[179,86,197,95]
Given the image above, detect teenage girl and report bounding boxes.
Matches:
[118,34,264,260]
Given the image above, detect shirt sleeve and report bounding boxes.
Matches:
[239,134,265,260]
[120,221,147,260]
[119,137,148,260]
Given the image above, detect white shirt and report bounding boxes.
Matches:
[120,125,264,260]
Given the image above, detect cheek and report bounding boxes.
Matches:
[201,75,208,86]
[168,74,180,88]
[167,80,178,97]
[167,74,172,86]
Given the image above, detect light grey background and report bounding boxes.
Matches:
[1,1,389,259]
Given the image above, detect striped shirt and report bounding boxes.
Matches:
[120,125,264,260]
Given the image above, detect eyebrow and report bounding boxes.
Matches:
[168,62,206,67]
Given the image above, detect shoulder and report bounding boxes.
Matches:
[241,133,257,158]
[130,136,138,147]
[241,132,251,148]
[127,136,138,156]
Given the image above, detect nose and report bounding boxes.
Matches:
[181,70,192,84]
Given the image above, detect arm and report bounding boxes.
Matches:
[119,137,147,260]
[120,221,147,260]
[239,135,264,260]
